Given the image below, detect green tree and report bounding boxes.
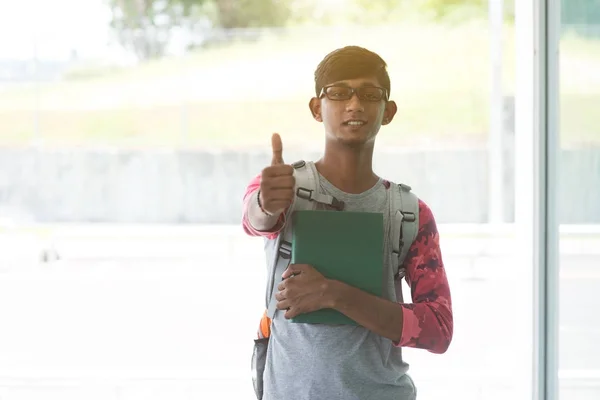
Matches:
[213,0,292,29]
[107,0,210,60]
[107,0,294,59]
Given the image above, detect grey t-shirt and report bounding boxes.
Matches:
[263,163,417,400]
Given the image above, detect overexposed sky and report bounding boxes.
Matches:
[0,0,112,60]
[0,0,353,60]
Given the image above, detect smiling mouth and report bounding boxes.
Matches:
[343,120,367,126]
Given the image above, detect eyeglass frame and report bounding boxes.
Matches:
[319,84,389,102]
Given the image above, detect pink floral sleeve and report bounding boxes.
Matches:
[396,200,453,354]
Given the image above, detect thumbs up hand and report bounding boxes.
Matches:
[259,133,296,216]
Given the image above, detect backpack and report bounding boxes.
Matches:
[251,160,419,400]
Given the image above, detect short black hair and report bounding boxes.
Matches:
[314,46,391,98]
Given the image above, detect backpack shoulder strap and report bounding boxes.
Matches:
[389,182,420,281]
[291,160,344,211]
[265,160,343,319]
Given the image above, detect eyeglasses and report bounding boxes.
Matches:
[320,85,388,102]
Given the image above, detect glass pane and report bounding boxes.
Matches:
[0,4,37,146]
[0,1,536,400]
[558,1,600,399]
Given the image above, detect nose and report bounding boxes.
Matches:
[345,92,364,112]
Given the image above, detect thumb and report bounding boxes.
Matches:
[271,133,284,165]
[282,263,306,279]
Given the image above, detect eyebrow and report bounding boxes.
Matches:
[330,81,379,88]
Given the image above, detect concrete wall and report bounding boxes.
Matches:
[0,147,598,224]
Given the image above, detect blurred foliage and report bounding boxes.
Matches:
[107,0,293,59]
[106,0,522,60]
[107,0,210,60]
[213,0,292,28]
[352,0,515,24]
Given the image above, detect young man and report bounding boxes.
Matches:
[241,46,453,400]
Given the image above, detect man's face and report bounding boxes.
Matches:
[309,76,397,147]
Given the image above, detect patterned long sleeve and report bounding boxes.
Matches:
[241,174,286,239]
[395,200,453,354]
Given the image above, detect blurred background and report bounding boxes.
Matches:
[0,0,598,399]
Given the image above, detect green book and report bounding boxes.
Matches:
[289,209,384,326]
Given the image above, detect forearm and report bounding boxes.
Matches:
[327,279,452,353]
[242,189,285,237]
[328,280,404,343]
[245,190,281,229]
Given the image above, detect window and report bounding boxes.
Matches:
[558,1,600,399]
[0,1,583,399]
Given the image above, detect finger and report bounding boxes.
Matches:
[284,307,297,319]
[261,189,295,202]
[262,176,295,190]
[276,299,291,310]
[275,290,285,302]
[263,164,294,177]
[281,266,295,280]
[288,263,310,275]
[271,133,284,165]
[282,265,304,280]
[282,265,300,279]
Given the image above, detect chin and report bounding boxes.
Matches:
[326,126,377,147]
[334,134,374,148]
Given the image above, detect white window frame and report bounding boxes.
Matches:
[515,1,560,399]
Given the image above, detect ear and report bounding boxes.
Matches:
[309,97,323,122]
[382,100,398,126]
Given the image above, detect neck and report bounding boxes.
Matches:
[315,140,378,194]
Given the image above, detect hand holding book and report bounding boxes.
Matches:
[275,263,336,320]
